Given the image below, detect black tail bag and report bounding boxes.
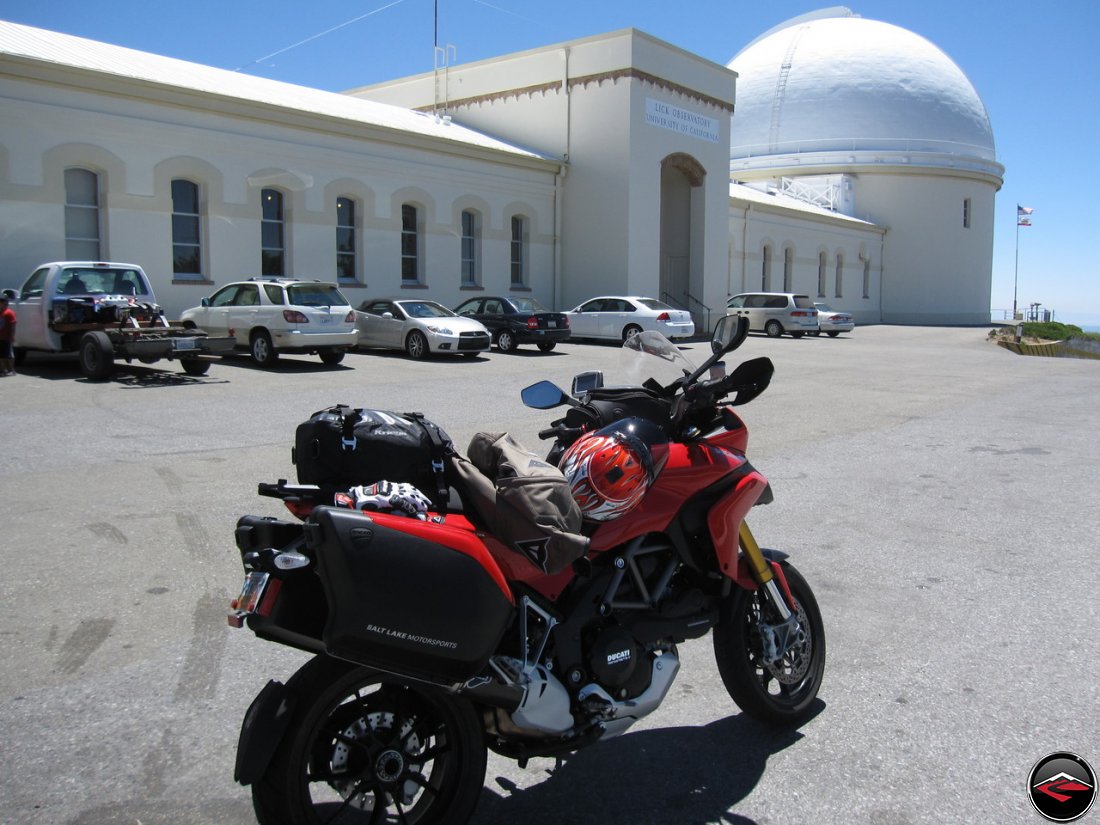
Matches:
[293,406,452,507]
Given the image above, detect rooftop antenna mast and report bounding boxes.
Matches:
[433,0,455,118]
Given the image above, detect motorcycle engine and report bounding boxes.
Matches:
[588,625,651,699]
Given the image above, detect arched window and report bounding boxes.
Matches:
[510,215,528,287]
[261,189,285,276]
[461,209,480,286]
[834,253,844,299]
[172,179,202,280]
[817,251,827,297]
[783,246,794,292]
[65,168,101,260]
[401,203,422,283]
[336,197,357,283]
[761,244,772,291]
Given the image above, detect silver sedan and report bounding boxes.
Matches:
[355,298,491,358]
[813,302,856,337]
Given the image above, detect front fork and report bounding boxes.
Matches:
[738,521,803,665]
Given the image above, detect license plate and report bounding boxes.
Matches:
[174,338,197,351]
[232,571,269,618]
[548,321,557,328]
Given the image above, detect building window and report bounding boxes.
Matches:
[171,179,202,280]
[761,244,772,291]
[64,168,101,260]
[834,253,844,298]
[862,256,871,299]
[783,246,794,292]
[401,203,421,283]
[461,209,479,286]
[336,197,357,283]
[963,198,972,229]
[817,251,827,297]
[261,189,285,277]
[510,215,527,286]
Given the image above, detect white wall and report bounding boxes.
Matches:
[0,74,560,319]
[728,198,885,324]
[352,30,737,326]
[854,172,997,324]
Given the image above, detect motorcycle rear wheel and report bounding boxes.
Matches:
[252,655,487,825]
[713,562,825,726]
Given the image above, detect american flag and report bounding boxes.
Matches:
[1017,205,1034,227]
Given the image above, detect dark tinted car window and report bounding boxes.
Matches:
[361,301,394,316]
[210,285,241,307]
[288,284,348,307]
[263,284,285,304]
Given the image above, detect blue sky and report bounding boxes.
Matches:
[3,0,1098,326]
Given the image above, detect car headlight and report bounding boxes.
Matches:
[424,325,453,336]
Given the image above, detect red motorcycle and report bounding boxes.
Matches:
[228,315,825,825]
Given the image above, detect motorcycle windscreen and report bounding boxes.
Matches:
[306,506,514,684]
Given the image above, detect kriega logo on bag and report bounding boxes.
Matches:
[1028,752,1095,822]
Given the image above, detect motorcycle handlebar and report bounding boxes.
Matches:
[681,357,774,410]
[539,424,586,441]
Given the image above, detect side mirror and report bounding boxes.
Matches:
[1,288,16,301]
[201,297,211,307]
[521,380,570,409]
[711,315,748,355]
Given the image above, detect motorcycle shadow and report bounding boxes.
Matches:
[473,703,824,825]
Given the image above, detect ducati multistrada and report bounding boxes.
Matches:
[228,315,825,825]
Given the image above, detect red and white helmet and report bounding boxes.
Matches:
[559,418,664,521]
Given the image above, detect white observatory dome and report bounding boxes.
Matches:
[728,9,999,177]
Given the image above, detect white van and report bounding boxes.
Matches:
[725,292,819,338]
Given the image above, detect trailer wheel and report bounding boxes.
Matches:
[181,358,210,376]
[79,331,115,381]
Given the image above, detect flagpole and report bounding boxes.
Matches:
[1013,214,1019,319]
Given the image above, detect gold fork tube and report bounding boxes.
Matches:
[738,521,774,584]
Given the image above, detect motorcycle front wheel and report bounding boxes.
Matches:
[252,655,487,825]
[713,562,825,726]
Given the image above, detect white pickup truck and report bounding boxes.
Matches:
[5,261,234,380]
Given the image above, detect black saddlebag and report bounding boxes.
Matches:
[292,406,453,507]
[304,506,513,684]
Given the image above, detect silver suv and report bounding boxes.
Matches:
[181,278,357,366]
[725,292,819,338]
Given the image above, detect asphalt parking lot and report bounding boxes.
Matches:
[1,327,1098,824]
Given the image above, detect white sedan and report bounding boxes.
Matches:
[565,296,695,342]
[812,302,856,337]
[355,298,491,359]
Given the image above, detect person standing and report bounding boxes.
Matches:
[0,295,16,376]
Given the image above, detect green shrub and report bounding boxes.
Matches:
[1021,321,1085,341]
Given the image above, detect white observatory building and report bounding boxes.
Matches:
[727,8,1004,325]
